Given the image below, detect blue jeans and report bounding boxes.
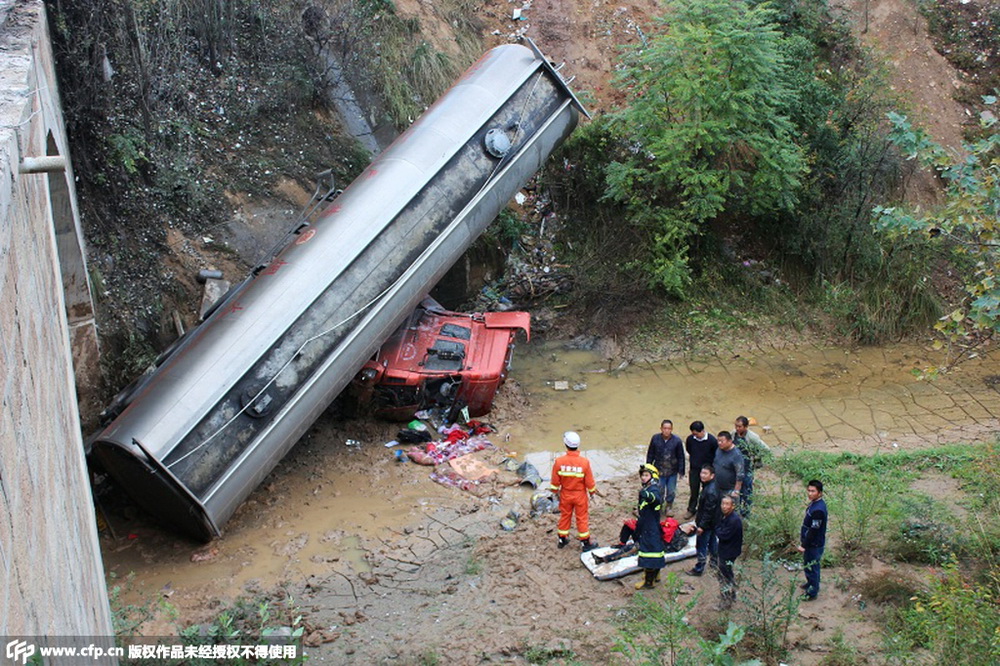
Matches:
[659,474,678,505]
[804,546,823,597]
[692,528,717,573]
[740,469,755,517]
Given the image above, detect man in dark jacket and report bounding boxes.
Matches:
[715,494,743,610]
[797,479,828,600]
[646,419,685,516]
[684,421,718,519]
[685,464,720,576]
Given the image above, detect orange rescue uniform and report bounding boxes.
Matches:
[550,450,598,540]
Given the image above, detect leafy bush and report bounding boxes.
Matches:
[107,572,156,637]
[874,102,1000,352]
[614,573,699,665]
[883,494,958,565]
[734,553,800,664]
[601,0,807,295]
[743,474,802,558]
[833,471,893,556]
[889,559,1000,666]
[613,573,763,665]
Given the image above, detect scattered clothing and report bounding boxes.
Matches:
[430,467,480,492]
[397,428,433,444]
[448,454,496,481]
[406,435,494,465]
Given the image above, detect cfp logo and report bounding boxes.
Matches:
[5,640,35,665]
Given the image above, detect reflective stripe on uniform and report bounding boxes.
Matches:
[638,551,665,558]
[578,532,589,539]
[638,499,661,511]
[558,471,585,478]
[558,529,570,536]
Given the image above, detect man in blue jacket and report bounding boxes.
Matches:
[646,419,685,516]
[797,479,828,600]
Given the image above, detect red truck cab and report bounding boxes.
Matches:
[353,298,530,420]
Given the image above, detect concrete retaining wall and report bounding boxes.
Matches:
[0,0,112,639]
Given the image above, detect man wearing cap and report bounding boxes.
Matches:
[550,431,601,551]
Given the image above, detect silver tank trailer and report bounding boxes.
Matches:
[91,41,586,541]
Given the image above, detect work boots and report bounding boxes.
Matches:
[557,536,568,549]
[581,538,598,552]
[634,569,658,590]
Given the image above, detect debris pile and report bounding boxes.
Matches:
[476,181,574,311]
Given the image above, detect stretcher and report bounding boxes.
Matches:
[581,543,698,581]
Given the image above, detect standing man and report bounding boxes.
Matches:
[713,431,745,499]
[684,421,718,520]
[715,494,743,610]
[797,479,827,601]
[550,431,600,551]
[634,464,667,590]
[733,416,772,517]
[685,464,720,577]
[646,419,685,516]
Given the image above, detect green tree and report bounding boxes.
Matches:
[873,97,1000,358]
[605,0,807,294]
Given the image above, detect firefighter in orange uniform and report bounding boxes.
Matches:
[550,431,602,551]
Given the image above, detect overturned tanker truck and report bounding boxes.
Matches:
[90,40,586,541]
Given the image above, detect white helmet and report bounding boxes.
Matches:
[563,431,581,449]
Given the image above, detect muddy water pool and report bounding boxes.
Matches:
[510,341,1000,477]
[103,340,999,609]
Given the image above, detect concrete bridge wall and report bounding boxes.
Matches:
[0,0,111,640]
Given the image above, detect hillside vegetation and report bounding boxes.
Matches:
[49,0,998,390]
